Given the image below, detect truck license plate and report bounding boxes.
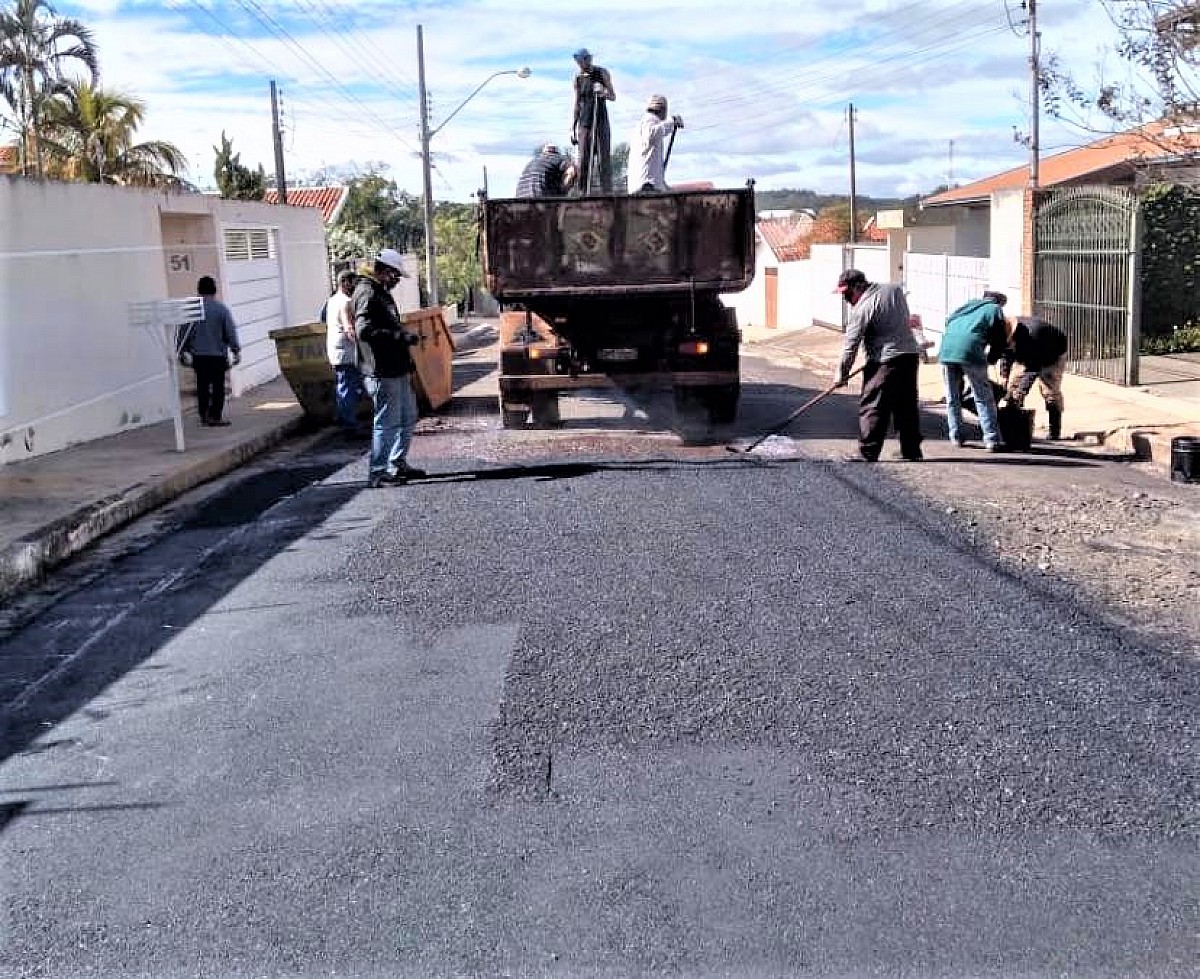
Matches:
[598,347,638,361]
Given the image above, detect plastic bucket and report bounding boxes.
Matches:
[998,405,1034,451]
[1171,435,1200,483]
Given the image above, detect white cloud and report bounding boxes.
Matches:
[52,0,1131,197]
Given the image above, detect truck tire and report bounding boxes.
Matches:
[500,396,529,429]
[530,393,561,427]
[705,383,739,425]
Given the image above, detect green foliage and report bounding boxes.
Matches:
[336,171,423,252]
[213,130,264,200]
[325,223,373,265]
[1140,323,1200,354]
[611,141,628,194]
[1140,183,1200,338]
[431,201,481,306]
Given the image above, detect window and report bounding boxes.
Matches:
[223,227,276,262]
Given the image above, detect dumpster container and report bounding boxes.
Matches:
[269,309,454,424]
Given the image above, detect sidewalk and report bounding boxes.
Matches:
[746,326,1200,470]
[0,378,305,603]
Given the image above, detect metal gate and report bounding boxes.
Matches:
[1033,186,1141,385]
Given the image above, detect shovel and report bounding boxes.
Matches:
[726,365,865,454]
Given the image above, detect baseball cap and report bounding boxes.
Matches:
[834,269,867,293]
[573,48,591,59]
[982,289,1008,306]
[377,248,407,274]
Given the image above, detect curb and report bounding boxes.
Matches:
[0,412,306,603]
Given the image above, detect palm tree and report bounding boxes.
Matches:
[39,81,186,187]
[0,0,99,177]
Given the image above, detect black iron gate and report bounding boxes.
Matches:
[1033,186,1141,385]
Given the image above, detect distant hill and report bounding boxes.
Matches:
[755,188,915,215]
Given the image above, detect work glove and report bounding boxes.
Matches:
[672,115,684,129]
[229,350,241,367]
[179,350,193,368]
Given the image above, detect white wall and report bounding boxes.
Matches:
[989,188,1025,305]
[720,237,770,333]
[0,179,327,464]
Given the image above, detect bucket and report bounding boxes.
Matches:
[1171,436,1200,483]
[998,404,1034,451]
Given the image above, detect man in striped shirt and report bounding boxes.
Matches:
[515,144,577,198]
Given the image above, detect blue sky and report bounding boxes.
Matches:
[55,0,1132,199]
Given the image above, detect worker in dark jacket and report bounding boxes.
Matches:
[571,48,615,194]
[180,275,241,427]
[999,315,1069,439]
[940,290,1009,451]
[354,249,426,487]
[833,269,924,461]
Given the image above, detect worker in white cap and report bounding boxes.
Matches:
[631,94,683,193]
[352,249,426,487]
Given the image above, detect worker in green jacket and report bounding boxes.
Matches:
[939,290,1009,451]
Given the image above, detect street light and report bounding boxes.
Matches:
[417,23,530,307]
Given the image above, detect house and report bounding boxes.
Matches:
[262,185,350,226]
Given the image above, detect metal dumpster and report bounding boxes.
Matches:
[269,309,455,424]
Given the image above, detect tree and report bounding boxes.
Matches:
[335,171,423,253]
[0,0,99,177]
[213,130,265,200]
[430,201,480,309]
[1040,2,1200,140]
[611,141,629,194]
[38,81,185,186]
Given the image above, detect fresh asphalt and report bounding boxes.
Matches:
[0,360,1195,977]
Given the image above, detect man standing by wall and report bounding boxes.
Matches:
[570,48,615,194]
[631,94,683,193]
[354,249,426,488]
[325,270,366,437]
[833,269,923,462]
[180,275,241,427]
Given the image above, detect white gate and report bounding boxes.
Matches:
[221,226,284,394]
[904,253,990,353]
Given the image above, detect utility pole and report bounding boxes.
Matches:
[1028,0,1040,188]
[948,138,955,185]
[417,25,439,308]
[848,103,858,244]
[270,80,287,204]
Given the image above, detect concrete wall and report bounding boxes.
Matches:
[721,238,770,333]
[0,178,327,464]
[989,187,1025,304]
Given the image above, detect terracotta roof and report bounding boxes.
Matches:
[757,215,813,262]
[0,145,17,174]
[922,122,1200,207]
[859,214,888,243]
[262,185,349,224]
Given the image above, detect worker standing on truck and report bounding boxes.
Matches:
[354,249,426,488]
[832,269,924,462]
[631,94,683,193]
[571,48,615,194]
[515,144,577,198]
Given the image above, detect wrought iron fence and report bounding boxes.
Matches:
[1033,186,1140,385]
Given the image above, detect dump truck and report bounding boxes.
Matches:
[480,184,756,427]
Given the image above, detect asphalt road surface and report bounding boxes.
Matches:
[1,348,1195,978]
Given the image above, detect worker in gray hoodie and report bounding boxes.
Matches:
[833,269,923,462]
[180,275,241,426]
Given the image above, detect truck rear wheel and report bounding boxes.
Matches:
[530,393,561,427]
[705,383,739,425]
[500,396,529,429]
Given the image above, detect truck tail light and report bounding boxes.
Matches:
[678,340,710,356]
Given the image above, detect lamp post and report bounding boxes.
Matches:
[416,24,530,308]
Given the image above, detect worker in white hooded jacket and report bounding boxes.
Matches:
[630,94,683,193]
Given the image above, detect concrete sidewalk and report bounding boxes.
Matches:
[0,377,306,603]
[747,326,1200,471]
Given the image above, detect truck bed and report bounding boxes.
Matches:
[483,187,756,299]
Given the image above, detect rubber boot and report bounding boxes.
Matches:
[1047,404,1063,440]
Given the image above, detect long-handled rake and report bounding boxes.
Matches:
[726,365,865,454]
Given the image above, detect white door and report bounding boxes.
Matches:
[220,226,284,395]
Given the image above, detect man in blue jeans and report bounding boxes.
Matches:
[939,290,1009,451]
[353,249,427,488]
[324,270,367,437]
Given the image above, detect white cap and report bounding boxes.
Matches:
[647,94,667,113]
[377,248,406,274]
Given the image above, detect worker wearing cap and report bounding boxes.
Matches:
[998,315,1069,439]
[353,249,426,488]
[631,94,684,193]
[325,269,367,437]
[515,143,577,198]
[939,289,1009,451]
[570,48,615,194]
[833,269,924,462]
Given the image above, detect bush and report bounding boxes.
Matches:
[1140,322,1200,354]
